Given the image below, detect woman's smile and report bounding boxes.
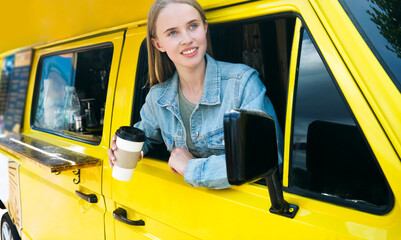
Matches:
[182,47,198,56]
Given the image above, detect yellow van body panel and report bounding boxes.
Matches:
[283,17,303,188]
[0,31,124,239]
[0,0,400,239]
[106,0,401,239]
[0,0,251,56]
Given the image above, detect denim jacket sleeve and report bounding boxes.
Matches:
[134,89,164,155]
[184,67,284,189]
[184,154,229,189]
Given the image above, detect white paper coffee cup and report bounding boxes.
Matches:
[112,126,145,181]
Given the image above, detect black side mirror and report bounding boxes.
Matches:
[224,109,278,184]
[224,109,298,218]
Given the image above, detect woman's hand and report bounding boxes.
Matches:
[169,147,193,176]
[107,135,118,167]
[108,134,144,167]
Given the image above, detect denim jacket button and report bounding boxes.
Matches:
[195,131,199,137]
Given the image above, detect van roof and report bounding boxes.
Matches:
[0,0,250,56]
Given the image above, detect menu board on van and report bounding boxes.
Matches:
[0,55,14,131]
[3,50,32,133]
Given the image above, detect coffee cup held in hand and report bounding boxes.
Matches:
[112,126,145,181]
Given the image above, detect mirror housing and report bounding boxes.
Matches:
[224,109,278,185]
[224,109,298,218]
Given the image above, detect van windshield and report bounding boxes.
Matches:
[339,0,401,92]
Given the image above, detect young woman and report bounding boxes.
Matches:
[108,0,283,189]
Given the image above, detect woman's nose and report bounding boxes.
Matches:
[180,30,193,44]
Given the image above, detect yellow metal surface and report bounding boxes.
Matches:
[0,0,151,55]
[283,17,302,188]
[18,166,105,239]
[1,0,400,239]
[103,26,148,200]
[112,156,401,239]
[108,0,401,239]
[4,31,125,239]
[7,160,21,235]
[0,0,249,56]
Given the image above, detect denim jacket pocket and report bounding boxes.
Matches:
[205,128,225,155]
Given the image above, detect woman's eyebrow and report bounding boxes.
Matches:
[163,26,177,34]
[163,19,200,34]
[187,19,200,25]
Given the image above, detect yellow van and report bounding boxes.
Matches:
[1,0,401,239]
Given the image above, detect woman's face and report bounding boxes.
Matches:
[152,2,208,71]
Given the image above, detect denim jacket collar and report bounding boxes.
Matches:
[157,54,221,107]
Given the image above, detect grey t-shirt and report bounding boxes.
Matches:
[178,86,201,158]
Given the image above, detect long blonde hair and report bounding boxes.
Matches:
[147,0,207,87]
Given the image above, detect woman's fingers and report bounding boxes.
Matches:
[111,135,117,151]
[108,136,145,168]
[108,135,118,167]
[107,148,116,167]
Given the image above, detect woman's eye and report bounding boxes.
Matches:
[189,24,198,30]
[168,31,177,36]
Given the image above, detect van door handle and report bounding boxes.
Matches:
[113,208,145,226]
[75,190,98,203]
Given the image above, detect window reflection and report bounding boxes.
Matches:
[340,0,401,91]
[292,32,353,170]
[35,54,74,130]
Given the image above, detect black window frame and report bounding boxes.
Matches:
[31,42,114,145]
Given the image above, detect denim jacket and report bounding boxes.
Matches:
[135,54,283,189]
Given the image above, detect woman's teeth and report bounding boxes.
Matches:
[183,48,196,55]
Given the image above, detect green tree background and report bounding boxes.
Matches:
[367,0,401,58]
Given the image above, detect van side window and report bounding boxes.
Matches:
[210,18,295,131]
[32,45,113,143]
[289,29,393,214]
[209,17,295,185]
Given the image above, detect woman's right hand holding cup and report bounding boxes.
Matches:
[108,134,118,167]
[108,133,144,168]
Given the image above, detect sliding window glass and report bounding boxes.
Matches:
[32,44,113,143]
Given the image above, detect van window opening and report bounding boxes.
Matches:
[209,16,296,131]
[31,45,113,144]
[132,16,296,162]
